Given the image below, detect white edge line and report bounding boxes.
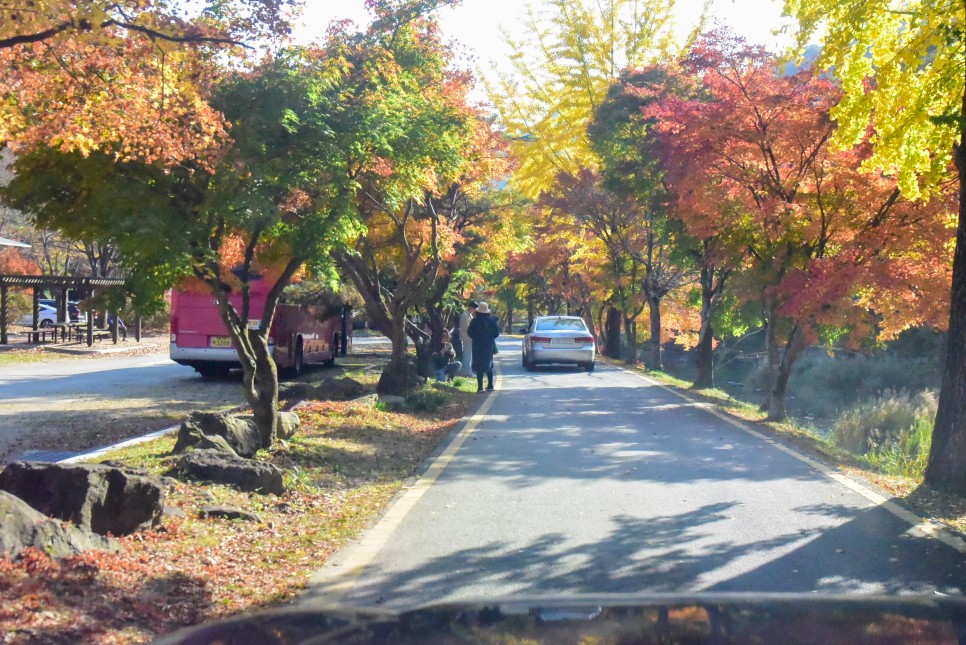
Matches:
[305,369,504,603]
[621,365,966,555]
[58,425,180,464]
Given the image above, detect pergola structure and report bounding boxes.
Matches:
[0,274,138,346]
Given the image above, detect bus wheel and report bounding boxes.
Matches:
[323,335,338,368]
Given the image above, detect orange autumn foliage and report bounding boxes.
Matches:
[0,248,40,275]
[178,234,305,294]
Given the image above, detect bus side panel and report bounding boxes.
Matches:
[273,304,341,366]
[171,289,269,367]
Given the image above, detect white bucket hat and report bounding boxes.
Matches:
[476,302,490,314]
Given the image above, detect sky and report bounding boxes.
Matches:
[294,0,798,101]
[295,0,798,53]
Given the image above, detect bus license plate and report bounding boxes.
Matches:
[210,337,232,348]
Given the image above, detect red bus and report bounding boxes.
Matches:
[170,283,350,378]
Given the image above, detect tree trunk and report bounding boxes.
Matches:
[925,122,966,493]
[239,332,279,449]
[604,306,622,358]
[693,322,714,389]
[378,314,418,394]
[764,323,806,422]
[648,295,663,371]
[623,315,638,365]
[693,267,716,389]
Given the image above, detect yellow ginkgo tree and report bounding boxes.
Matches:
[485,0,703,198]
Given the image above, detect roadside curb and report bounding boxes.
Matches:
[301,366,504,606]
[618,363,966,556]
[58,425,181,464]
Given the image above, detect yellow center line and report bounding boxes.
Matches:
[306,366,504,604]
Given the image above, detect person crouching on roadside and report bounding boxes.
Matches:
[433,329,462,382]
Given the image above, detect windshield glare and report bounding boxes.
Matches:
[535,318,587,332]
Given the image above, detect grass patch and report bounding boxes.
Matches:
[0,377,477,644]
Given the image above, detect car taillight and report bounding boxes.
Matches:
[576,336,594,344]
[170,312,178,342]
[530,336,551,343]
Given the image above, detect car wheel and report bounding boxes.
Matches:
[40,319,53,328]
[585,362,595,372]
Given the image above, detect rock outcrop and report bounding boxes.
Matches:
[173,411,262,458]
[0,491,117,559]
[177,449,285,496]
[0,462,164,536]
[173,410,302,455]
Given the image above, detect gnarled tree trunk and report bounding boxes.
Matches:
[241,333,279,448]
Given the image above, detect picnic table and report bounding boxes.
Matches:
[26,327,57,343]
[50,322,85,343]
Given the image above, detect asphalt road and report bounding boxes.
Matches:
[307,337,965,608]
[0,354,182,400]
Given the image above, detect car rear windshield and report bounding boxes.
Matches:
[535,319,587,332]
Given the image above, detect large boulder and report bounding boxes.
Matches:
[235,411,301,441]
[275,411,301,440]
[177,450,285,496]
[173,411,262,458]
[0,462,165,536]
[0,491,117,559]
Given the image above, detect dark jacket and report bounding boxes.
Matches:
[467,312,499,373]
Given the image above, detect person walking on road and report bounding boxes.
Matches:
[467,301,499,392]
[458,301,477,377]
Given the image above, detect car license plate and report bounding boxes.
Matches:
[210,336,232,348]
[551,338,575,345]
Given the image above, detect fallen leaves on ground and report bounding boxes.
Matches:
[0,380,476,644]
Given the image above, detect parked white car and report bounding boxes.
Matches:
[16,304,58,327]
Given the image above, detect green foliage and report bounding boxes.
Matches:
[862,412,934,479]
[3,289,31,325]
[831,389,936,457]
[404,388,449,412]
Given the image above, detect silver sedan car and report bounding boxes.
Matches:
[522,315,596,372]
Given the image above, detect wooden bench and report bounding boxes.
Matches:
[91,329,113,342]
